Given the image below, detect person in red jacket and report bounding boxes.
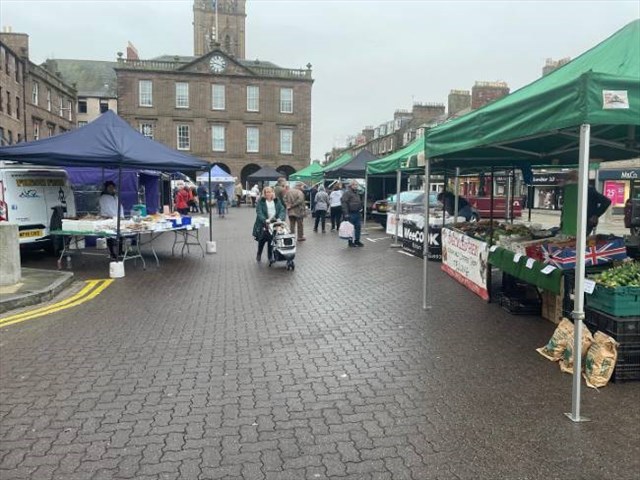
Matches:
[174,185,191,215]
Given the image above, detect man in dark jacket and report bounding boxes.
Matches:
[341,180,364,247]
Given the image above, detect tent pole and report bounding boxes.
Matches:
[116,165,123,261]
[454,167,460,219]
[362,171,369,235]
[390,169,402,248]
[566,124,591,423]
[208,170,213,242]
[511,167,516,224]
[422,157,432,310]
[488,167,494,303]
[442,170,447,230]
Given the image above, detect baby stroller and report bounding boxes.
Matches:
[268,221,297,270]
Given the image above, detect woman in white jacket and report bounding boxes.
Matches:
[328,184,344,231]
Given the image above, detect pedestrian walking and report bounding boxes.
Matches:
[250,184,260,207]
[189,186,199,213]
[342,180,364,247]
[329,183,344,231]
[313,185,329,233]
[174,184,191,215]
[197,182,209,213]
[274,177,287,204]
[284,182,306,241]
[252,186,285,262]
[214,184,229,218]
[234,182,243,207]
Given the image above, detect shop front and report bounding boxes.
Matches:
[598,168,640,214]
[529,172,569,210]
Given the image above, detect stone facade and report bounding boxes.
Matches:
[194,0,246,59]
[0,32,76,145]
[448,89,471,117]
[115,49,313,182]
[471,81,510,110]
[44,59,118,126]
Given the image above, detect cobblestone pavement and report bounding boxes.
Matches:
[2,207,639,480]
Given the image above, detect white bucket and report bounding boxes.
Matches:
[109,261,125,278]
[206,241,217,254]
[96,238,107,249]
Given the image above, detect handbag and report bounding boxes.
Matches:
[338,220,354,239]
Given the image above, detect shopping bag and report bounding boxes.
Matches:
[338,220,354,240]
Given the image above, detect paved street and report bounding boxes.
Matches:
[1,207,639,480]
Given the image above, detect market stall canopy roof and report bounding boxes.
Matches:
[196,164,235,183]
[289,162,324,182]
[323,149,377,178]
[366,137,425,175]
[425,19,640,167]
[0,110,209,171]
[322,151,352,178]
[247,165,284,182]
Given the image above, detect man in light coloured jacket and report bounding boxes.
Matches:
[284,182,306,241]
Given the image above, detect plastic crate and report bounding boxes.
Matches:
[611,364,640,382]
[611,347,640,382]
[584,307,640,344]
[586,285,640,317]
[498,292,542,316]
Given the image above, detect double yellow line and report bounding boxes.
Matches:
[0,279,113,329]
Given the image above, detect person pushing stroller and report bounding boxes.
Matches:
[253,186,286,262]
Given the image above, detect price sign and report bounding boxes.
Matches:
[526,258,535,269]
[513,253,523,262]
[541,265,556,275]
[584,279,596,295]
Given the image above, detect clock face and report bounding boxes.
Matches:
[209,55,227,73]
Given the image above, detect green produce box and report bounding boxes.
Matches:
[586,285,640,317]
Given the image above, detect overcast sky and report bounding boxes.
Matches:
[1,0,638,162]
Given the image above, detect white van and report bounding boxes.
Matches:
[0,162,76,250]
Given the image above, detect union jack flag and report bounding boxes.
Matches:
[542,238,627,270]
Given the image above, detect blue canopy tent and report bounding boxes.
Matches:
[66,168,162,216]
[196,165,235,204]
[0,110,210,249]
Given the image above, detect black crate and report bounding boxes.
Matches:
[498,292,542,316]
[611,347,640,383]
[584,307,640,344]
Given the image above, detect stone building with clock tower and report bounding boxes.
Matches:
[114,0,313,183]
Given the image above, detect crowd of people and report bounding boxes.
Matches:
[251,178,366,261]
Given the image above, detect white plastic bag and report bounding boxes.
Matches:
[338,220,354,240]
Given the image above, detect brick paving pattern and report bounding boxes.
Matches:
[2,208,639,479]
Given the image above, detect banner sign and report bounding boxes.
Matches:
[441,227,489,300]
[401,221,424,258]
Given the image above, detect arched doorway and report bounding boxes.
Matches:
[241,163,261,186]
[213,162,231,174]
[277,165,296,179]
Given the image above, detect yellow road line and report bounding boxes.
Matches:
[0,279,113,328]
[0,281,100,323]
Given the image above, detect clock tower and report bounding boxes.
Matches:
[193,0,246,59]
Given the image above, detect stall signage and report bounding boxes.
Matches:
[401,221,424,259]
[441,228,489,300]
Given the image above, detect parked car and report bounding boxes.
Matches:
[370,191,440,228]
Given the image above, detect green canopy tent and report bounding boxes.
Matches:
[423,19,640,422]
[289,162,324,182]
[364,137,427,239]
